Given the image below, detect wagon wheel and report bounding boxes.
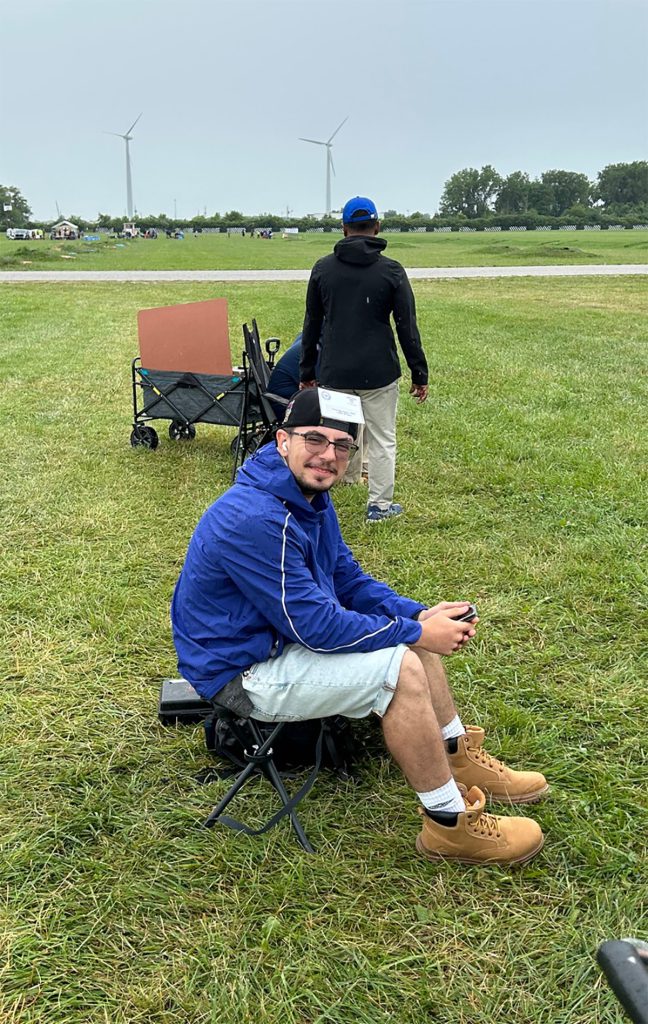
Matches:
[130,425,159,450]
[230,428,268,456]
[169,420,197,441]
[245,428,268,454]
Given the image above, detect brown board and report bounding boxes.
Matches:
[137,298,232,374]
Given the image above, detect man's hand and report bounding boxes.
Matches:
[410,382,428,404]
[414,602,478,655]
[299,380,317,390]
[418,601,475,622]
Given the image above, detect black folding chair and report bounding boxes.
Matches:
[230,321,289,468]
[202,680,329,854]
[245,319,283,411]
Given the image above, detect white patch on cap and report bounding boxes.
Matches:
[318,389,364,424]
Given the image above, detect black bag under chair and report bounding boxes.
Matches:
[158,677,363,853]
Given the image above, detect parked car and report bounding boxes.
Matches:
[6,228,30,240]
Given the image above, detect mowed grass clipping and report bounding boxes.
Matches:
[1,226,647,271]
[1,277,647,1024]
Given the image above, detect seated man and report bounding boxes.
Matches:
[171,389,548,866]
[267,331,321,423]
[266,333,304,422]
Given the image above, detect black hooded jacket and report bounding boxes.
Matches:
[300,235,428,390]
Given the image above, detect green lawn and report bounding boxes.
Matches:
[1,227,647,271]
[1,277,647,1023]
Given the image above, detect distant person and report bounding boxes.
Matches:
[267,333,321,422]
[300,196,428,523]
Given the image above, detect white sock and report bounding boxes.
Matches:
[441,715,465,741]
[417,777,465,815]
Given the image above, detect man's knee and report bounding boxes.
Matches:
[416,649,444,676]
[389,650,429,705]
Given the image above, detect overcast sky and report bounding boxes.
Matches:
[2,0,646,221]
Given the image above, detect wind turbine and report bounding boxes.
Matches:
[299,117,348,216]
[104,113,142,220]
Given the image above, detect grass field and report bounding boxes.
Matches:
[1,276,647,1023]
[1,227,647,272]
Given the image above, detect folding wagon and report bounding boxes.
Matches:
[129,299,282,479]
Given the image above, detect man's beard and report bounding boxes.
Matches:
[294,462,338,496]
[298,483,318,498]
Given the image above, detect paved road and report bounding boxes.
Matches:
[0,264,647,283]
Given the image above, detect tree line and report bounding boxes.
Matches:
[439,161,648,222]
[2,161,646,234]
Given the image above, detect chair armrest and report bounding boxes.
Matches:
[263,391,289,406]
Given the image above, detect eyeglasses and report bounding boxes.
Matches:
[288,430,359,460]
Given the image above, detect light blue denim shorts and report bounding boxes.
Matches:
[241,642,409,722]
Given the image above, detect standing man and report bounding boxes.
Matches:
[300,196,429,523]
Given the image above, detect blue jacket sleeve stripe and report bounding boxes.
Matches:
[280,512,398,652]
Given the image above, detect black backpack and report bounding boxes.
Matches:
[203,712,361,781]
[158,678,376,784]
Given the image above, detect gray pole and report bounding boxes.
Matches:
[125,138,133,220]
[325,148,331,217]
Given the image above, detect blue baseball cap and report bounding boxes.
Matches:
[342,196,378,224]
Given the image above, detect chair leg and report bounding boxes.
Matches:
[246,719,316,852]
[202,761,258,828]
[201,714,277,826]
[261,758,316,853]
[202,719,316,852]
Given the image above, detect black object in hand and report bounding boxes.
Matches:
[450,604,478,623]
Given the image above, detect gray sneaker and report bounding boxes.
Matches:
[366,503,403,523]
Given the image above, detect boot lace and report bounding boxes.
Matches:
[470,809,502,839]
[472,745,505,774]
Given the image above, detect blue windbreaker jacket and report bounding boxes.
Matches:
[171,443,424,699]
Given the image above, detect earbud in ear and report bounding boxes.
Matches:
[282,442,288,452]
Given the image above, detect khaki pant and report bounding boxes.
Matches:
[341,381,399,509]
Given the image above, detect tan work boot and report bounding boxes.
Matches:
[449,726,549,804]
[416,786,544,866]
